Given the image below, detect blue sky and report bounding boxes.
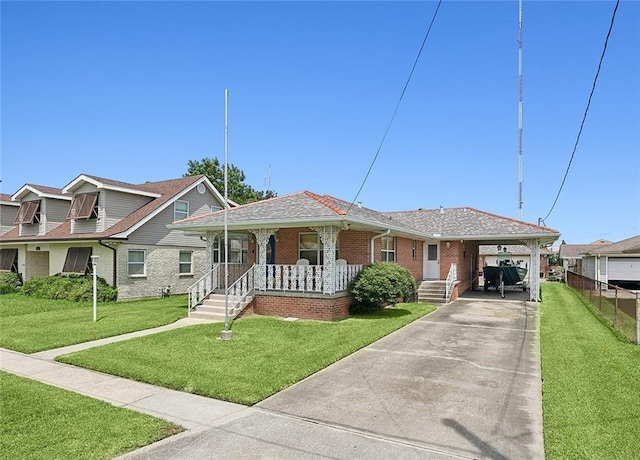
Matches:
[2,1,638,245]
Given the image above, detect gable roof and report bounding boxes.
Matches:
[559,240,615,259]
[385,207,559,244]
[12,184,70,201]
[0,194,19,206]
[584,235,640,255]
[62,174,161,198]
[0,175,221,243]
[169,191,425,238]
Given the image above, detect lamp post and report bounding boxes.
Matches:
[91,255,99,322]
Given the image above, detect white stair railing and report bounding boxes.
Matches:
[445,263,457,303]
[187,264,219,316]
[226,264,256,318]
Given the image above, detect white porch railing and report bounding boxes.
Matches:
[226,264,256,318]
[335,264,363,292]
[445,263,457,303]
[187,264,219,315]
[263,264,363,294]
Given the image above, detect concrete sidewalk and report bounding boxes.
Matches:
[32,316,217,360]
[1,347,250,431]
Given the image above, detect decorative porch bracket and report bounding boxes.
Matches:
[526,238,541,301]
[249,228,278,291]
[311,225,341,294]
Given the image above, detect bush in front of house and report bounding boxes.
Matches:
[348,262,417,314]
[0,271,23,294]
[22,274,118,302]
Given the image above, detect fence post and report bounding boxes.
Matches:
[636,292,639,345]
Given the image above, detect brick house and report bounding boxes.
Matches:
[170,192,560,321]
[0,174,227,299]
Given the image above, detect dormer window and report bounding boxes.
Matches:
[66,193,99,220]
[14,200,41,224]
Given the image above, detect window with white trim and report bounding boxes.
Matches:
[179,251,193,274]
[14,200,41,224]
[412,240,417,259]
[298,233,339,265]
[174,201,189,221]
[128,250,146,276]
[381,236,396,262]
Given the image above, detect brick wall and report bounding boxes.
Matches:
[439,240,479,294]
[251,292,352,321]
[396,237,423,280]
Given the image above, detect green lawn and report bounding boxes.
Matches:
[0,293,187,353]
[540,283,640,459]
[58,303,434,405]
[0,371,182,460]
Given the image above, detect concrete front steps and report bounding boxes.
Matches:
[417,280,448,306]
[190,293,253,321]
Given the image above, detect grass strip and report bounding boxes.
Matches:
[58,303,434,405]
[0,294,187,353]
[540,283,640,459]
[0,371,182,460]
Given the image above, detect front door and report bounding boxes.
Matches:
[267,235,276,264]
[423,243,440,279]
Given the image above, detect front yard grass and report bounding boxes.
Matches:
[540,283,640,459]
[58,303,434,405]
[0,371,183,460]
[0,293,187,353]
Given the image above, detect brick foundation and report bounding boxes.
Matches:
[247,291,352,321]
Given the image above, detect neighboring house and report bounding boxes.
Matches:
[169,192,560,320]
[0,174,228,299]
[479,244,553,281]
[579,235,640,289]
[1,193,20,235]
[559,239,612,276]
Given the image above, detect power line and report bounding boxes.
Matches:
[540,0,620,224]
[347,0,443,214]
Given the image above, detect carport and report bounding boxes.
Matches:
[386,207,560,303]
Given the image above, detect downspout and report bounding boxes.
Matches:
[370,229,391,264]
[99,240,117,288]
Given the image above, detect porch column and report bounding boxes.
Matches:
[526,239,541,301]
[205,231,220,270]
[249,228,278,291]
[311,225,340,294]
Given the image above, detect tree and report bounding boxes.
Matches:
[184,157,276,205]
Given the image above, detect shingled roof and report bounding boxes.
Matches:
[584,235,640,255]
[170,191,424,237]
[0,175,209,242]
[559,240,613,259]
[171,193,560,243]
[384,207,559,243]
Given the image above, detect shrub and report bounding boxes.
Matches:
[349,262,416,313]
[22,274,117,302]
[0,271,22,294]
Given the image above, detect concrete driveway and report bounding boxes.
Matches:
[258,298,543,460]
[122,298,543,459]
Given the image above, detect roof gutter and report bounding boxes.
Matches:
[370,229,391,264]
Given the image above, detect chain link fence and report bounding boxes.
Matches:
[566,271,639,344]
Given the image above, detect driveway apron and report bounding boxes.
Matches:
[258,298,544,460]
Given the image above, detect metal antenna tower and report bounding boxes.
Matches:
[518,0,524,220]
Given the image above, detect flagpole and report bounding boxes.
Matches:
[220,88,232,341]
